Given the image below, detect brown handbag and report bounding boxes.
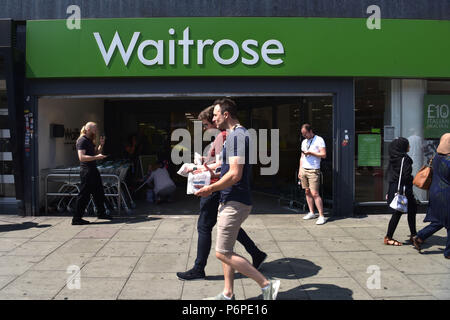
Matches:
[413,157,433,190]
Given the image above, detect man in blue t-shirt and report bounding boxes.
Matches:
[195,98,280,300]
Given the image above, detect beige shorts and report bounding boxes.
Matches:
[216,201,252,254]
[300,167,321,191]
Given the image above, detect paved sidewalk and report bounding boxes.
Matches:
[0,213,448,300]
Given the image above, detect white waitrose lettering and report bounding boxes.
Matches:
[93,27,284,67]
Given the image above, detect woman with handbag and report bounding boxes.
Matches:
[384,137,417,246]
[412,133,450,259]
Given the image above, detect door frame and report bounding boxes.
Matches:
[27,77,355,217]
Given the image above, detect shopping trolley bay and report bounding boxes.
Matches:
[44,160,136,216]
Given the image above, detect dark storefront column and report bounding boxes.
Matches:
[333,80,355,217]
[0,20,27,215]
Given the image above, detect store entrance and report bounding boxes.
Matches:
[103,96,333,214]
[39,95,334,216]
[248,96,333,211]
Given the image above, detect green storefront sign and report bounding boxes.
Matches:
[26,18,450,78]
[424,95,450,139]
[358,134,381,167]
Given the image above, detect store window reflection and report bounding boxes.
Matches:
[355,79,389,202]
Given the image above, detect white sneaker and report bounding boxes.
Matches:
[303,212,319,220]
[316,216,326,225]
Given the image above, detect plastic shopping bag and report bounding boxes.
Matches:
[177,163,195,177]
[187,171,211,194]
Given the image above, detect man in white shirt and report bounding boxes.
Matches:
[298,124,327,225]
[146,161,176,204]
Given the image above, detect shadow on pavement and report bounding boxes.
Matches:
[0,221,52,232]
[88,216,162,225]
[275,283,354,300]
[418,235,447,255]
[206,257,321,281]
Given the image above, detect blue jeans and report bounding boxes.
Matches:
[194,191,261,271]
[417,222,450,257]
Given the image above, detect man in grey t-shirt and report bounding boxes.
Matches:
[195,98,280,300]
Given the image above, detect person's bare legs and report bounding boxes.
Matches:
[311,189,324,217]
[305,189,316,214]
[217,251,269,297]
[222,262,235,298]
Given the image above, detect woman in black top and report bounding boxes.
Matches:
[384,137,417,246]
[73,122,111,225]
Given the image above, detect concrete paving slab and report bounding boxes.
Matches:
[0,270,67,300]
[96,241,148,257]
[0,226,49,238]
[340,227,387,240]
[134,253,189,273]
[325,217,375,228]
[145,238,192,253]
[6,241,63,257]
[427,290,450,300]
[182,279,245,300]
[0,255,44,276]
[329,251,395,272]
[153,221,195,239]
[111,229,156,242]
[269,228,314,242]
[74,227,119,239]
[317,237,370,252]
[81,256,139,278]
[129,272,176,281]
[0,275,16,290]
[32,218,66,226]
[377,295,438,300]
[426,253,450,267]
[277,241,330,258]
[350,270,431,299]
[359,239,419,255]
[299,277,373,300]
[119,277,183,299]
[55,277,127,300]
[241,217,268,230]
[31,228,83,241]
[56,238,109,254]
[380,254,450,274]
[0,238,30,252]
[30,252,94,271]
[407,274,450,294]
[260,216,304,229]
[304,226,350,238]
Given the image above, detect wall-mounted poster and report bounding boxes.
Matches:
[358,134,381,167]
[424,95,450,138]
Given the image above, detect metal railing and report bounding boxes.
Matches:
[45,172,121,216]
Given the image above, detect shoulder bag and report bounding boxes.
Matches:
[389,157,408,213]
[413,157,433,190]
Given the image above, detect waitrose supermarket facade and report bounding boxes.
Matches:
[0,0,449,216]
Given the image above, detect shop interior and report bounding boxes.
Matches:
[39,96,334,216]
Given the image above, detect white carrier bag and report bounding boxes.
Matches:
[187,171,211,195]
